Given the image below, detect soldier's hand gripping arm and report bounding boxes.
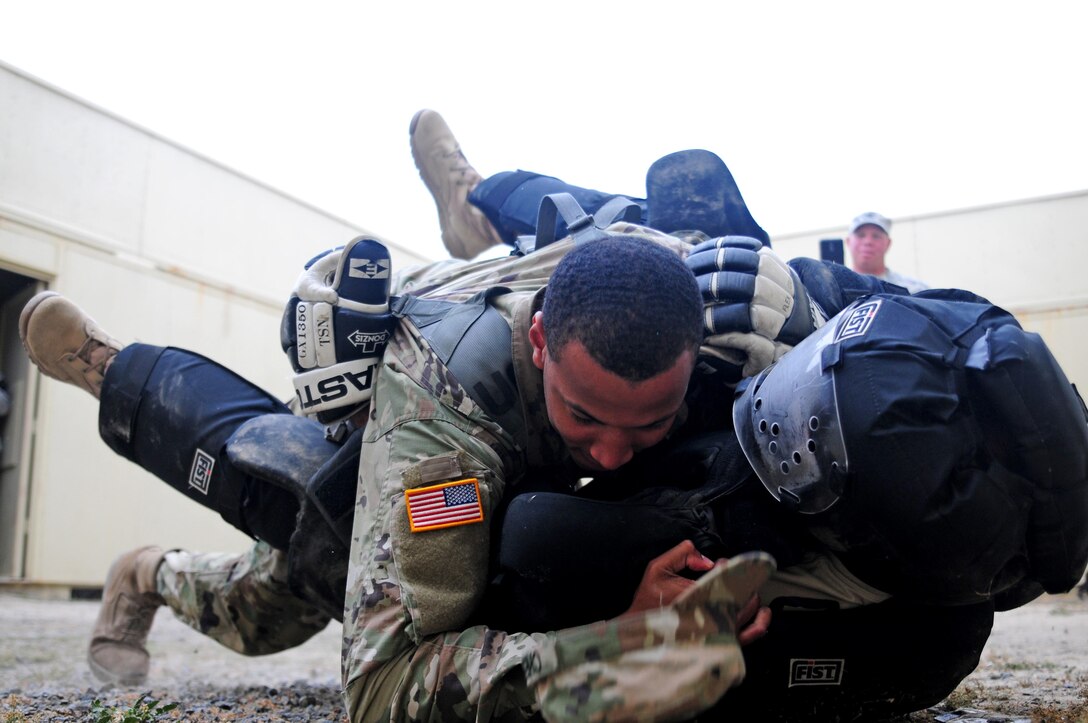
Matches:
[624,539,718,616]
[529,552,775,722]
[625,540,773,646]
[684,237,828,381]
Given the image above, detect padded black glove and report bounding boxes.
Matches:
[685,236,827,379]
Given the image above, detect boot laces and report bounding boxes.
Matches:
[73,333,116,375]
[440,148,476,186]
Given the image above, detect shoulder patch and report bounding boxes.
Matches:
[415,453,463,485]
[405,478,484,532]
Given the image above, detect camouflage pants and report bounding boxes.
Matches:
[156,541,331,655]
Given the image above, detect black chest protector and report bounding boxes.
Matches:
[390,288,527,445]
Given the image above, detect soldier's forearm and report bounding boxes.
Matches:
[343,626,547,722]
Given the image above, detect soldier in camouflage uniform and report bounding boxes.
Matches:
[329,209,902,720]
[20,229,795,721]
[19,99,893,719]
[336,231,799,722]
[16,230,645,674]
[22,108,1088,721]
[19,112,888,717]
[20,103,798,695]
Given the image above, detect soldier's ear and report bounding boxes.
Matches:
[529,312,547,370]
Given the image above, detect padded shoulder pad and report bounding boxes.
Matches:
[969,325,1088,593]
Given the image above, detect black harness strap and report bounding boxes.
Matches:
[515,192,642,255]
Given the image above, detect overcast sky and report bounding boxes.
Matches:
[2,1,1086,262]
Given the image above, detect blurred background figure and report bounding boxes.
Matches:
[846,212,928,293]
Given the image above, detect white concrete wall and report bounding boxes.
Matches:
[773,191,1088,390]
[0,62,432,586]
[0,61,429,303]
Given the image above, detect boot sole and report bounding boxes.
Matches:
[17,290,60,355]
[87,650,148,686]
[408,108,427,136]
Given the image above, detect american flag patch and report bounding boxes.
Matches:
[405,479,484,533]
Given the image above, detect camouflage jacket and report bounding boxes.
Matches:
[340,228,747,722]
[343,283,552,722]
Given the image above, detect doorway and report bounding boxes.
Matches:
[0,268,45,578]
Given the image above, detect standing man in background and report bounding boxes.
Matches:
[845,211,928,293]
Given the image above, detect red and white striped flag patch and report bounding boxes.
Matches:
[405,478,484,533]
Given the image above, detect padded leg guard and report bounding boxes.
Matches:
[646,149,769,243]
[99,344,296,546]
[469,170,647,244]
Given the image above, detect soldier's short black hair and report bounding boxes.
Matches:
[542,236,703,381]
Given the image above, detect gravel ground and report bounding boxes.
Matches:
[0,591,342,721]
[2,590,1087,722]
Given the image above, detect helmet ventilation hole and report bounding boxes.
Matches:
[780,461,790,474]
[807,439,817,452]
[770,423,781,436]
[793,451,802,464]
[769,441,778,454]
[809,416,820,431]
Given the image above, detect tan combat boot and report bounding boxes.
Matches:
[87,546,166,685]
[19,291,123,399]
[409,109,504,260]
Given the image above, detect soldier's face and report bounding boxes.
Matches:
[529,314,693,472]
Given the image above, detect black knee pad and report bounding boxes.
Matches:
[716,598,994,721]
